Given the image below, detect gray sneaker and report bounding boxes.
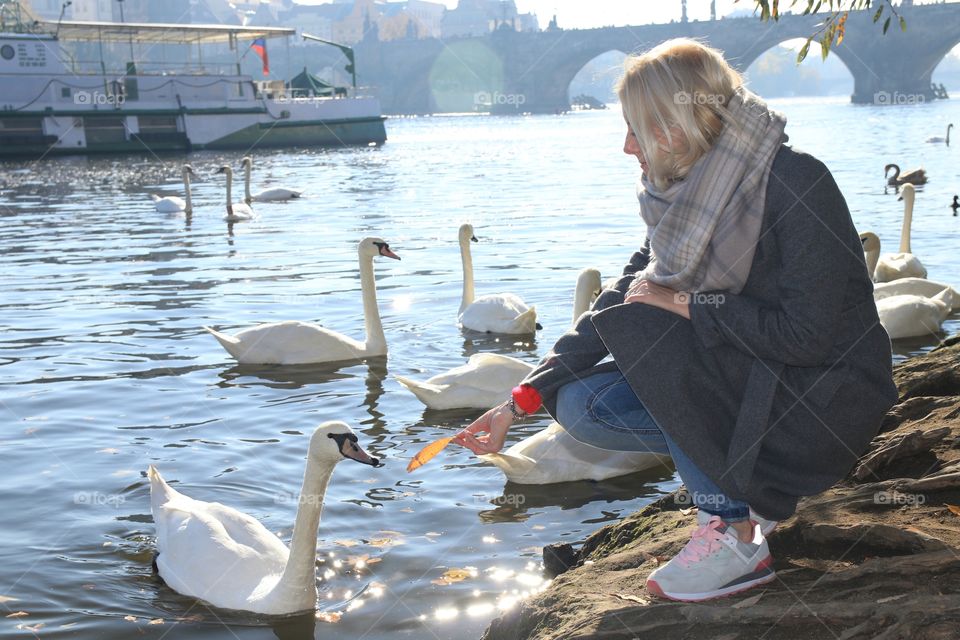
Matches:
[695,508,778,537]
[647,515,775,602]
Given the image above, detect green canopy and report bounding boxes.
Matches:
[289,67,340,97]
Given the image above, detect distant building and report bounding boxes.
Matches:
[441,0,537,38]
[25,0,531,42]
[275,0,445,44]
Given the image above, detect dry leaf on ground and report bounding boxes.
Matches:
[611,592,649,605]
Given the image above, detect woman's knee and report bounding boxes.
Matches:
[556,378,594,427]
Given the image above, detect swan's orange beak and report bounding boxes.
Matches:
[337,435,383,467]
[379,246,400,261]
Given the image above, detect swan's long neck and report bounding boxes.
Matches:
[572,273,597,325]
[459,237,475,314]
[900,193,914,253]
[183,171,192,212]
[224,169,233,207]
[864,244,880,280]
[243,162,252,203]
[359,252,386,353]
[273,458,336,601]
[947,124,953,145]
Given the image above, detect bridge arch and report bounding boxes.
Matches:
[567,49,627,106]
[743,38,855,97]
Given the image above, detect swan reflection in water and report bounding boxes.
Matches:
[475,466,675,525]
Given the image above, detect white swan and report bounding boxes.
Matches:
[215,165,255,222]
[876,290,951,340]
[481,422,671,485]
[874,277,960,311]
[458,223,538,334]
[873,184,927,282]
[150,165,196,213]
[925,123,953,144]
[205,237,400,364]
[149,421,381,615]
[396,268,600,411]
[396,353,533,411]
[242,156,303,203]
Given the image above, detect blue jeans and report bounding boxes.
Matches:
[555,371,750,522]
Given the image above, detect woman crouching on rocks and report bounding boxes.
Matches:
[455,38,898,602]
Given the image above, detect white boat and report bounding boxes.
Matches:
[0,1,385,157]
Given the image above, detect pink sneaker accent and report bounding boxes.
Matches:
[676,518,727,568]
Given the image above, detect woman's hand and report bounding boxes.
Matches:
[625,278,691,319]
[453,402,514,455]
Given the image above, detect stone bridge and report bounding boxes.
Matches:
[351,2,960,114]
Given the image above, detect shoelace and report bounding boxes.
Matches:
[676,516,727,568]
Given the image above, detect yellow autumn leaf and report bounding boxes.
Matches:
[333,539,358,547]
[316,611,342,623]
[346,554,381,568]
[368,537,402,548]
[0,596,18,604]
[123,616,137,622]
[406,437,453,472]
[148,618,164,625]
[431,568,474,585]
[946,504,960,517]
[6,611,27,618]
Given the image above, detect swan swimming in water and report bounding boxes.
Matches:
[241,156,303,203]
[875,290,952,340]
[215,165,255,222]
[149,421,381,615]
[925,123,953,144]
[872,184,927,282]
[457,223,538,335]
[150,165,196,213]
[884,163,926,186]
[396,268,600,410]
[205,237,400,364]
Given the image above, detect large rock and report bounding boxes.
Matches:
[482,339,960,640]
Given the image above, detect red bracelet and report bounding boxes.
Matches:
[511,384,542,415]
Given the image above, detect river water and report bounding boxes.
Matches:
[0,96,958,639]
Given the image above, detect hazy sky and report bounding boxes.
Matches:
[296,0,954,30]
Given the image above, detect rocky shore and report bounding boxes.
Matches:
[483,337,960,640]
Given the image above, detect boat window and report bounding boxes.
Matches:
[0,118,43,133]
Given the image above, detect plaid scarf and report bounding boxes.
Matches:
[636,86,787,295]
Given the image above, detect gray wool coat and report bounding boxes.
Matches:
[523,145,899,521]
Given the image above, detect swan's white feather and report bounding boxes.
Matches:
[253,187,302,201]
[149,466,290,612]
[481,423,669,484]
[395,353,532,410]
[151,194,187,213]
[877,290,951,339]
[459,294,537,334]
[205,320,368,365]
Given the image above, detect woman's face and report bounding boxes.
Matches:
[623,115,688,178]
[623,124,648,174]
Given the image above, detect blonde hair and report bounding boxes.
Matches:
[616,38,743,190]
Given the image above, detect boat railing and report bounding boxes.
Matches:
[254,81,354,102]
[58,55,243,78]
